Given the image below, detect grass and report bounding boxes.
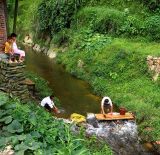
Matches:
[57,36,160,141]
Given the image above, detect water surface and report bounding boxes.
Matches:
[25,48,101,118]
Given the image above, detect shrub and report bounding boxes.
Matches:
[75,7,125,35]
[138,0,160,12]
[144,15,160,40]
[38,0,87,34]
[119,15,144,37]
[51,29,71,46]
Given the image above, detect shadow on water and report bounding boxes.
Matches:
[25,47,102,118]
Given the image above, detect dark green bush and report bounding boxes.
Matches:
[75,7,125,35]
[144,15,160,40]
[138,0,160,11]
[51,29,71,46]
[38,0,86,34]
[119,15,144,37]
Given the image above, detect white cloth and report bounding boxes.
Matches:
[101,96,112,107]
[13,42,25,57]
[40,96,55,108]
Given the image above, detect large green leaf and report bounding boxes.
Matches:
[14,143,28,152]
[4,103,17,110]
[0,110,8,118]
[0,137,12,147]
[28,113,37,126]
[5,116,13,124]
[6,120,23,133]
[0,116,12,124]
[11,134,26,145]
[15,150,25,155]
[30,131,41,139]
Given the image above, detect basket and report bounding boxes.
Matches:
[119,107,126,115]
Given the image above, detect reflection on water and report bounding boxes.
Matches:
[25,47,101,118]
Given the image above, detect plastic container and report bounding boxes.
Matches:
[119,107,126,115]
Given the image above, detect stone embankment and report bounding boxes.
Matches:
[0,59,30,102]
[23,35,67,59]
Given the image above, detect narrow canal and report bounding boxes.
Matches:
[25,47,101,118]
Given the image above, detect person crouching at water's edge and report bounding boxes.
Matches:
[40,95,59,113]
[101,96,113,114]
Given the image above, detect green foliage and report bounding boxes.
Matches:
[144,15,160,40]
[138,0,160,12]
[0,92,112,154]
[57,38,160,141]
[8,0,160,41]
[38,0,86,34]
[5,120,23,134]
[74,6,152,38]
[73,29,112,52]
[51,29,71,46]
[7,0,42,34]
[25,72,61,106]
[119,15,144,37]
[25,71,52,98]
[75,7,125,35]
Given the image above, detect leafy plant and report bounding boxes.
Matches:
[38,0,87,34]
[0,92,112,154]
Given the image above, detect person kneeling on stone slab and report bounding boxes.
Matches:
[40,95,59,114]
[101,96,113,115]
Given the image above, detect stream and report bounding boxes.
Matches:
[25,47,101,118]
[25,47,158,155]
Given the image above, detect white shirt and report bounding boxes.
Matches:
[101,96,112,107]
[40,96,55,108]
[13,42,18,50]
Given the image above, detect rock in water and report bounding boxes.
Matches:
[86,113,99,128]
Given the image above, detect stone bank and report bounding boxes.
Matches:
[0,59,30,102]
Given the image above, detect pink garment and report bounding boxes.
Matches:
[13,42,25,57]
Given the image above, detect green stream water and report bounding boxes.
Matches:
[25,48,102,118]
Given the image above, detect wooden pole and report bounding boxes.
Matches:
[13,0,18,33]
[3,0,9,35]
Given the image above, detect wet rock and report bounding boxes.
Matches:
[86,113,99,128]
[69,118,150,155]
[45,45,57,59]
[41,46,48,54]
[48,51,57,59]
[33,44,41,52]
[23,35,33,47]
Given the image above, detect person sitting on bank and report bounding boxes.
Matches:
[40,95,59,113]
[101,96,113,114]
[10,33,25,62]
[4,36,16,63]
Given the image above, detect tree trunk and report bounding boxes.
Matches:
[3,0,8,35]
[13,0,18,33]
